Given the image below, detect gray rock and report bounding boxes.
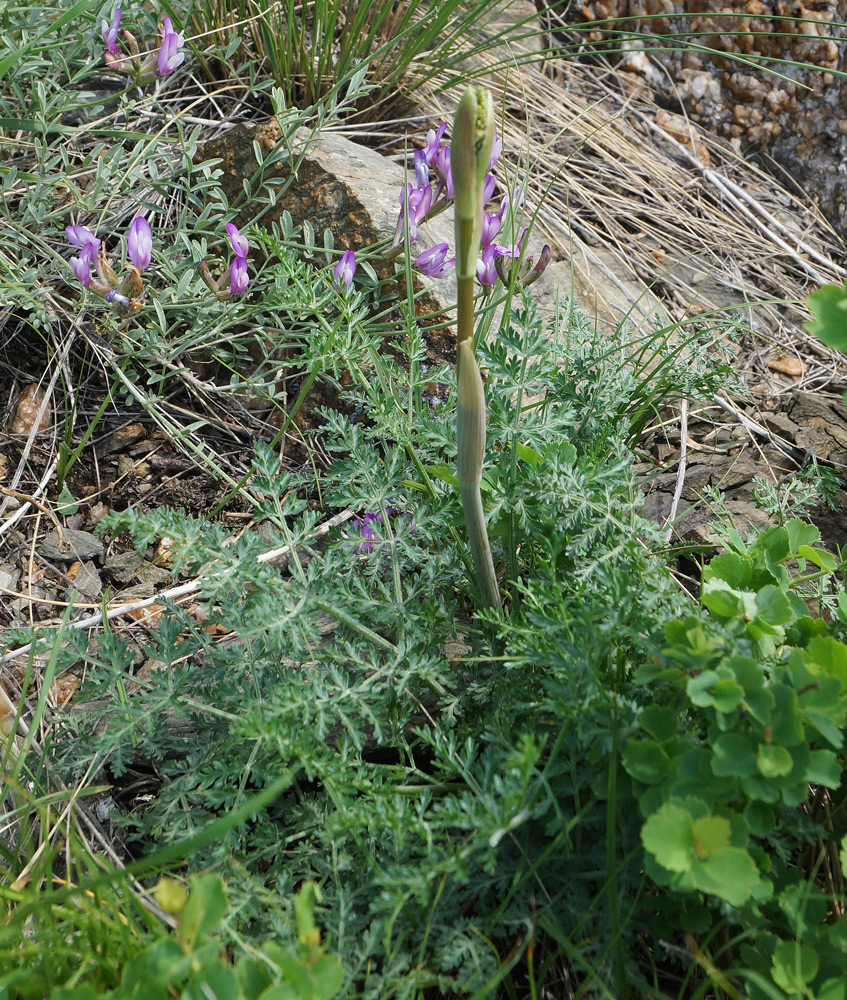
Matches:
[65,560,102,602]
[40,528,104,563]
[103,550,144,582]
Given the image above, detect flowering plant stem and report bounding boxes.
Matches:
[453,87,500,610]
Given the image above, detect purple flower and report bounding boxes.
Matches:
[106,289,131,310]
[477,246,498,287]
[488,128,502,171]
[349,511,384,554]
[497,185,525,222]
[333,250,356,291]
[414,243,454,279]
[70,243,95,287]
[481,173,496,206]
[432,146,453,199]
[157,16,185,77]
[423,122,448,164]
[102,8,122,55]
[65,225,101,252]
[480,212,501,253]
[127,216,152,270]
[230,256,249,295]
[523,244,552,287]
[226,223,249,258]
[413,149,429,189]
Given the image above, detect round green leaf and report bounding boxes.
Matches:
[771,941,819,992]
[757,743,793,778]
[642,803,695,873]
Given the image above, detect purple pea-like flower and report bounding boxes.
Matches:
[414,243,454,279]
[157,16,185,77]
[477,246,498,287]
[432,146,453,199]
[413,149,429,189]
[523,244,552,287]
[230,256,249,295]
[65,225,101,252]
[226,223,249,258]
[102,8,122,55]
[333,250,356,291]
[480,212,501,253]
[70,243,95,287]
[423,122,448,164]
[127,216,152,271]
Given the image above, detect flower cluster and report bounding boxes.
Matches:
[199,224,251,299]
[392,122,550,290]
[66,216,151,313]
[101,9,185,84]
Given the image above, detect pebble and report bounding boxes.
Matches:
[40,528,104,563]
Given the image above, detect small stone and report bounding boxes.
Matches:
[65,560,102,600]
[767,355,806,377]
[0,564,21,593]
[10,384,52,436]
[103,550,144,582]
[94,423,147,459]
[40,528,104,563]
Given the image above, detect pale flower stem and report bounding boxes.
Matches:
[453,86,501,610]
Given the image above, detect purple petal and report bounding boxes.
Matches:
[480,213,501,252]
[65,225,101,251]
[157,17,185,77]
[414,243,454,278]
[482,173,496,205]
[102,8,122,55]
[70,244,94,287]
[476,246,498,287]
[226,223,249,258]
[424,122,448,164]
[488,129,502,171]
[127,216,152,271]
[413,149,429,189]
[333,250,356,291]
[230,256,249,295]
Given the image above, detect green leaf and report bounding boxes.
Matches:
[691,815,731,859]
[642,803,695,873]
[797,545,837,572]
[805,635,847,685]
[622,740,671,784]
[178,875,228,947]
[816,978,847,1000]
[754,585,794,626]
[639,705,678,741]
[712,732,757,777]
[786,518,822,553]
[805,749,841,789]
[691,847,761,906]
[704,552,752,589]
[757,743,794,778]
[701,579,755,620]
[771,940,819,992]
[805,283,847,346]
[184,964,239,1000]
[743,801,776,837]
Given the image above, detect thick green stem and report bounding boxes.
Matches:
[457,337,501,609]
